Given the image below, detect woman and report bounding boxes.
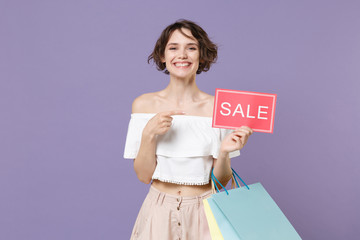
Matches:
[124,19,253,240]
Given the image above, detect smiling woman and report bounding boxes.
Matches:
[148,19,218,75]
[124,19,253,240]
[160,29,201,80]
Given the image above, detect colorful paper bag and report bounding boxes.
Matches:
[203,198,225,240]
[203,168,302,240]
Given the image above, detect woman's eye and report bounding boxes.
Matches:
[169,47,197,50]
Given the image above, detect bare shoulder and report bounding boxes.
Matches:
[208,94,215,103]
[206,94,215,115]
[194,92,215,117]
[204,93,215,108]
[132,92,157,113]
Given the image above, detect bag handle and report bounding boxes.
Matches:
[231,167,249,190]
[211,168,250,195]
[211,172,238,194]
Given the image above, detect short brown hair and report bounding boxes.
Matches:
[148,19,218,74]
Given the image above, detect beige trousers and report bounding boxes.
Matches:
[130,185,213,240]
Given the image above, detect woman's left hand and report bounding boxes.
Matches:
[220,126,253,153]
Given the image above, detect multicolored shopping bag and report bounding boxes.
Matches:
[203,176,241,239]
[203,168,302,240]
[203,199,225,240]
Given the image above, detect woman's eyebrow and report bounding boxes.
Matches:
[167,43,199,46]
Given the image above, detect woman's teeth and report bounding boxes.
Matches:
[174,63,190,67]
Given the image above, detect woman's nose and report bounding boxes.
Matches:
[178,48,188,58]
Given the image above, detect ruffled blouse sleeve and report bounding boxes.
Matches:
[123,115,148,159]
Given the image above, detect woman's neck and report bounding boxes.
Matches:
[162,74,201,105]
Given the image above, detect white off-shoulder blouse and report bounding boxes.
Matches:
[123,113,240,185]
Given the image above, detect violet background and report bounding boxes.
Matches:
[1,0,359,239]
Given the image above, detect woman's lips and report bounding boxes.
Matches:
[173,62,192,68]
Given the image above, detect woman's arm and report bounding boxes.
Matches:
[131,95,185,184]
[131,95,157,184]
[133,130,157,184]
[212,152,233,188]
[213,126,253,188]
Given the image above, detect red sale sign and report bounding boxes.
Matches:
[212,89,277,133]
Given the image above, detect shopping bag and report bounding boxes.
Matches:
[204,168,302,240]
[203,198,224,240]
[203,176,243,240]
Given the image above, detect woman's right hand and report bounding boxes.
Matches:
[142,110,186,137]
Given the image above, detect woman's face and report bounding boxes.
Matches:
[162,28,200,78]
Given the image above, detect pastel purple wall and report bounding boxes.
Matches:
[1,0,359,239]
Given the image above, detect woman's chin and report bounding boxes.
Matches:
[169,71,197,79]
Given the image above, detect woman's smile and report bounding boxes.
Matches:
[173,61,192,68]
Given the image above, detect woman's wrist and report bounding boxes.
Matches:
[218,149,230,160]
[142,130,157,142]
[219,144,230,154]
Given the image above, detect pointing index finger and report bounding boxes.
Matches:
[168,110,186,116]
